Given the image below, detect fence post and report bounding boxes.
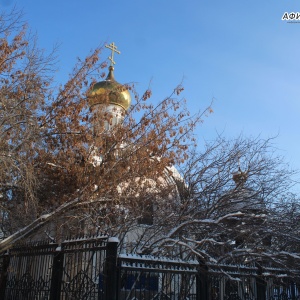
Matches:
[0,253,10,300]
[197,260,208,300]
[291,281,296,300]
[104,237,119,300]
[256,264,266,300]
[50,246,64,300]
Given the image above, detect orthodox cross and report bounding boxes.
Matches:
[105,42,121,66]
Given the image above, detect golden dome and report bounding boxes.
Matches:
[89,66,131,111]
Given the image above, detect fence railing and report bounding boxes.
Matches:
[118,254,199,300]
[0,237,299,300]
[0,236,109,300]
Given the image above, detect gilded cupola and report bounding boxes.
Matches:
[88,42,131,111]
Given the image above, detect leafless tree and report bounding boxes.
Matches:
[136,136,300,271]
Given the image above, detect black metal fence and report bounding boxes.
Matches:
[118,254,199,300]
[117,255,300,300]
[0,237,299,300]
[0,236,108,300]
[206,263,300,300]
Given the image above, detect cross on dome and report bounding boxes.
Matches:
[105,42,120,66]
[89,42,131,111]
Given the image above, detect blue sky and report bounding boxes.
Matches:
[2,0,300,173]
